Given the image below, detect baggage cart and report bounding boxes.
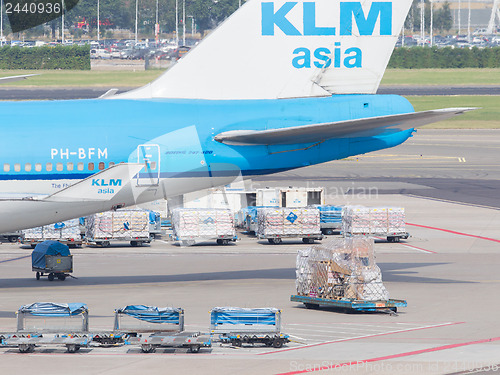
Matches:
[4,302,89,353]
[317,205,343,235]
[172,208,237,246]
[31,241,73,281]
[210,307,289,348]
[113,305,211,353]
[21,219,83,248]
[257,207,322,244]
[290,295,407,314]
[85,209,154,247]
[342,206,409,242]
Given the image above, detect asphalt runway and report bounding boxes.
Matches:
[1,130,500,375]
[0,86,499,100]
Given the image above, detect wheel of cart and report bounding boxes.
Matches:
[189,344,201,353]
[18,344,35,353]
[230,338,242,347]
[387,236,400,243]
[66,344,81,353]
[141,344,156,353]
[36,272,41,280]
[302,238,315,244]
[216,239,230,245]
[272,337,284,348]
[268,238,282,244]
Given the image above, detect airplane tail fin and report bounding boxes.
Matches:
[117,0,412,100]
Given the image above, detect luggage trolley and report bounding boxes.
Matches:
[31,241,73,281]
[3,302,89,353]
[114,305,211,353]
[210,307,289,348]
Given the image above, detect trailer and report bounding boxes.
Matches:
[257,207,322,244]
[295,238,407,314]
[290,295,407,314]
[31,241,73,281]
[114,305,210,353]
[85,209,156,247]
[3,302,90,353]
[316,205,343,235]
[172,208,237,246]
[210,307,289,348]
[342,206,409,242]
[22,218,83,248]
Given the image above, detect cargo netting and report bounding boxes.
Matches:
[342,206,405,236]
[86,210,149,239]
[296,237,389,301]
[22,218,82,241]
[172,208,235,239]
[257,208,321,237]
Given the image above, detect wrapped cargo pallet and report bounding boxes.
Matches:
[22,219,82,247]
[342,206,408,242]
[85,209,151,247]
[296,238,389,301]
[172,208,236,245]
[257,207,322,244]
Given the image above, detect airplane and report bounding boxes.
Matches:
[0,0,474,232]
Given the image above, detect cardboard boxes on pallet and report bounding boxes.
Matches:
[296,238,389,301]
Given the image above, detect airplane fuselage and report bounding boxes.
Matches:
[0,94,414,231]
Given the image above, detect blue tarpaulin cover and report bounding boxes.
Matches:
[211,307,279,326]
[18,302,88,316]
[317,205,343,223]
[31,240,71,269]
[116,305,183,324]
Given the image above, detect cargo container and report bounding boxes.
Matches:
[342,206,409,242]
[85,209,157,247]
[22,218,83,248]
[172,208,237,246]
[257,207,322,244]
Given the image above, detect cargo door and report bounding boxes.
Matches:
[136,144,160,186]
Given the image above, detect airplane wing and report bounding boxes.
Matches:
[44,163,144,202]
[0,74,39,84]
[214,108,477,146]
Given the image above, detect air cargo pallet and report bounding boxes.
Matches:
[129,331,211,353]
[258,233,323,245]
[291,295,407,314]
[219,332,289,348]
[3,333,90,353]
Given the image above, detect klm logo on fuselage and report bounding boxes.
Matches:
[261,1,392,69]
[92,178,122,194]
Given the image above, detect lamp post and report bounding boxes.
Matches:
[420,0,424,46]
[430,0,433,47]
[175,0,179,46]
[135,0,138,43]
[182,0,186,46]
[97,0,100,41]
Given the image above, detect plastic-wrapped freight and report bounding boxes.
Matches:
[342,206,406,236]
[22,219,82,242]
[172,208,235,240]
[296,238,389,301]
[257,208,321,237]
[86,210,149,240]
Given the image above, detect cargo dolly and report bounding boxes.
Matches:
[113,305,211,353]
[3,302,90,353]
[31,241,74,281]
[291,295,407,314]
[210,307,289,348]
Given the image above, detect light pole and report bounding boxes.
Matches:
[187,15,195,36]
[1,0,4,46]
[430,0,433,47]
[97,0,100,41]
[420,0,424,46]
[175,0,179,46]
[61,0,65,44]
[458,0,461,34]
[182,0,186,46]
[155,0,159,44]
[135,0,138,43]
[467,0,471,42]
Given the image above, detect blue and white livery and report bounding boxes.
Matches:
[0,0,474,232]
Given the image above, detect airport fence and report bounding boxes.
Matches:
[0,45,90,70]
[388,46,500,69]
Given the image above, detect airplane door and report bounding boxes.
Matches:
[136,144,160,186]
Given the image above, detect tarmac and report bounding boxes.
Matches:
[1,130,500,374]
